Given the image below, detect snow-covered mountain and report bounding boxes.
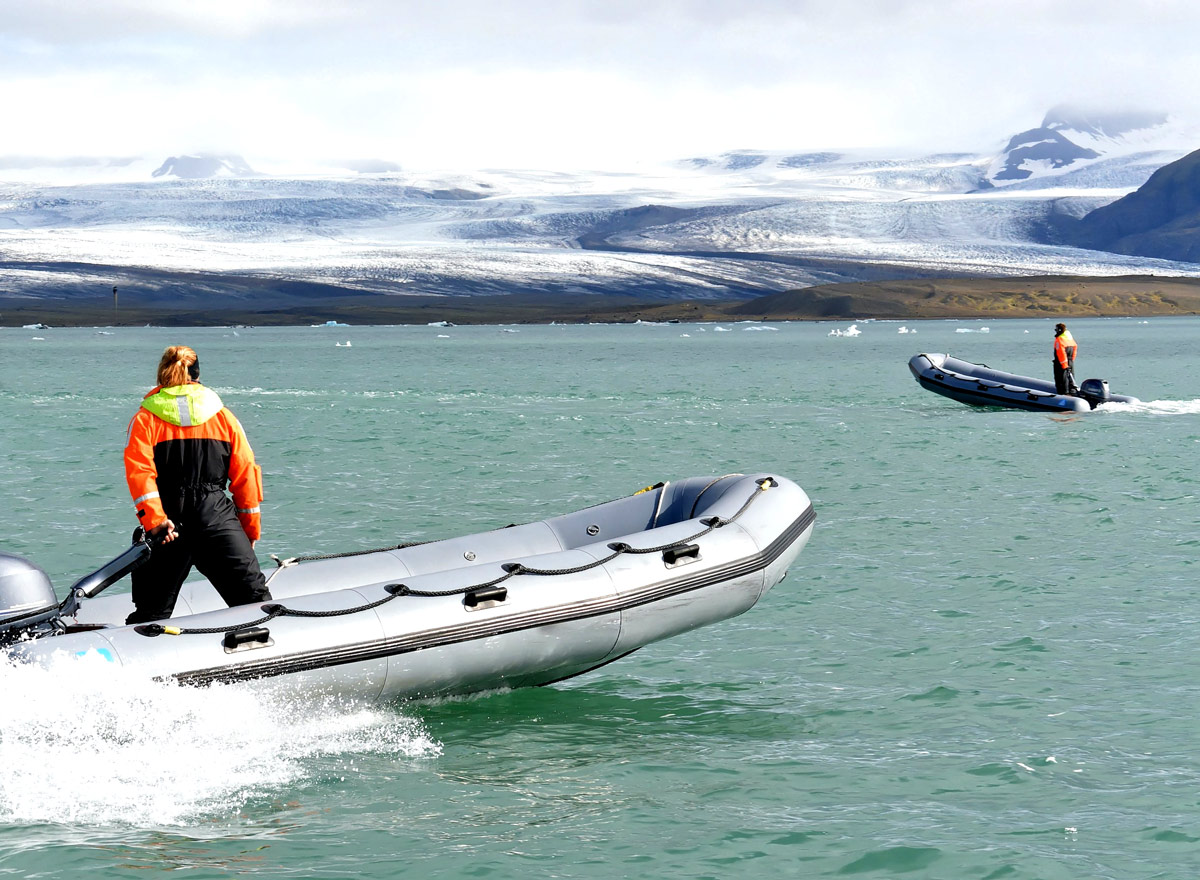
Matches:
[985,105,1190,187]
[2,108,1198,310]
[151,154,257,179]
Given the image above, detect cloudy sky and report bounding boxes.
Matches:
[3,0,1198,170]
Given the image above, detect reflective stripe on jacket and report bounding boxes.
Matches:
[124,383,263,540]
[1053,330,1078,368]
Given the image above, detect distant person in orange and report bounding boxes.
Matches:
[123,345,271,625]
[1053,322,1079,395]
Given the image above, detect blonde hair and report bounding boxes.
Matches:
[156,345,199,387]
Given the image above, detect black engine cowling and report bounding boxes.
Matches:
[1078,378,1110,410]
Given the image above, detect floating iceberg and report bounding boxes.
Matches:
[828,324,862,337]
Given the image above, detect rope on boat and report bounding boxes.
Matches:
[136,477,778,638]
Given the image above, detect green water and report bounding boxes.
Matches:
[1,318,1198,879]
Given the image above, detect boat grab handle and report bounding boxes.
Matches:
[662,544,701,568]
[223,627,273,653]
[463,586,508,610]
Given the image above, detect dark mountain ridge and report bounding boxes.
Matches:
[1063,148,1200,262]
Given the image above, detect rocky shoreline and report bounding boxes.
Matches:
[3,275,1200,327]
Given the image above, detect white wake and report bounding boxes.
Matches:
[1095,399,1200,415]
[0,654,440,827]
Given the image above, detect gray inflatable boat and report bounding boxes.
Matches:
[1,473,815,702]
[909,352,1140,413]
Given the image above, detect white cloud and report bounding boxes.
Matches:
[2,0,1199,169]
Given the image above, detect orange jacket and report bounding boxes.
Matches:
[1053,330,1078,368]
[124,383,263,540]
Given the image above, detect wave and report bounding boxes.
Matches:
[0,654,439,828]
[221,387,329,397]
[1095,399,1200,415]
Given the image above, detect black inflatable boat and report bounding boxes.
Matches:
[909,353,1140,413]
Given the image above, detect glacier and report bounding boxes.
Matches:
[2,133,1200,308]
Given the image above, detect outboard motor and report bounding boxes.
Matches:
[0,552,61,644]
[0,531,152,645]
[1078,378,1111,410]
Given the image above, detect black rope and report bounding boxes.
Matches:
[391,566,517,598]
[141,477,778,638]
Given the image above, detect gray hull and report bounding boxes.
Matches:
[11,474,815,702]
[909,353,1139,412]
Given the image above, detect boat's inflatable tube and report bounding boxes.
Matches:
[909,353,1140,412]
[6,473,815,703]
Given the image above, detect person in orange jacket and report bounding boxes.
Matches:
[1052,322,1080,395]
[123,345,271,625]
